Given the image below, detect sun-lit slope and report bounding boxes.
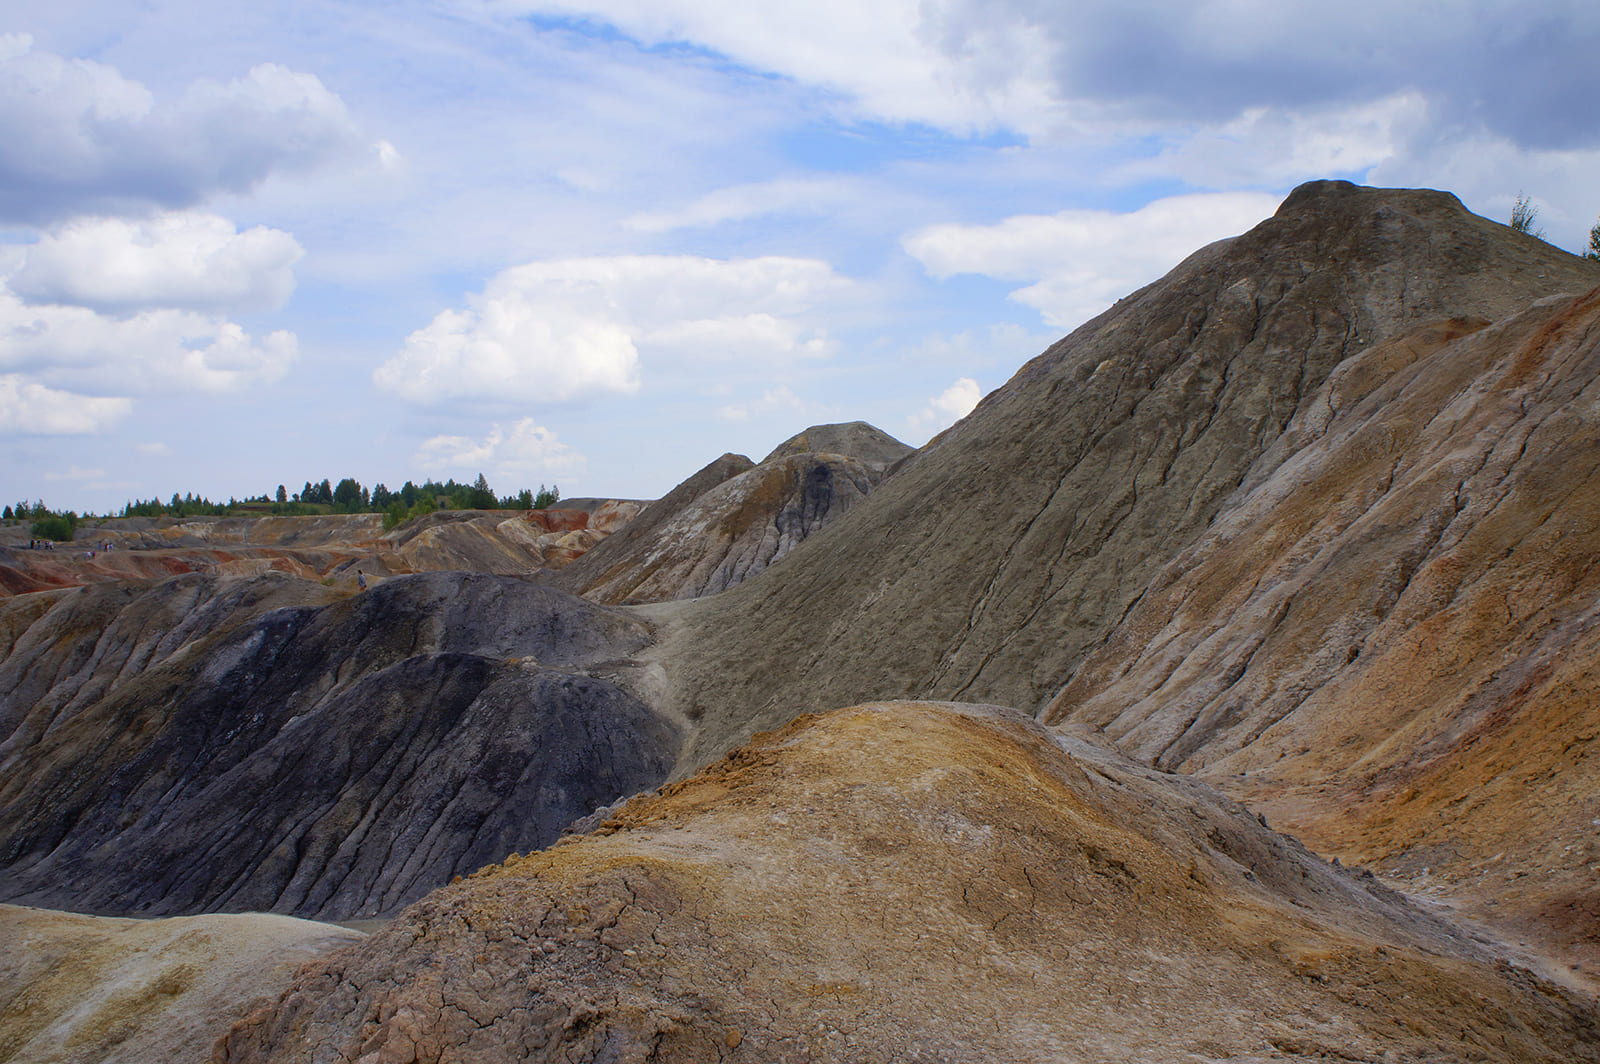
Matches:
[0,905,361,1064]
[1045,287,1600,975]
[652,181,1600,770]
[216,703,1599,1064]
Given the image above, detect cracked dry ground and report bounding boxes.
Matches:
[216,704,1599,1064]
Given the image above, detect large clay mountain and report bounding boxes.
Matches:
[4,180,1600,1062]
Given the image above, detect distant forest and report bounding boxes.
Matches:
[6,475,561,541]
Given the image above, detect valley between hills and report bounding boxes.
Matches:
[4,180,1600,1062]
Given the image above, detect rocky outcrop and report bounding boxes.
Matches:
[0,572,681,920]
[215,702,1600,1064]
[555,425,908,605]
[650,181,1600,770]
[0,904,362,1064]
[1043,289,1600,975]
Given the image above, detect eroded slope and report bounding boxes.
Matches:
[655,181,1600,769]
[216,703,1598,1064]
[1045,288,1600,976]
[0,572,680,920]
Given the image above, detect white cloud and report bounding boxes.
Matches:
[908,376,981,437]
[414,418,587,481]
[0,34,372,224]
[10,211,303,314]
[375,255,852,404]
[136,441,173,456]
[717,385,807,423]
[1123,93,1430,190]
[0,287,297,394]
[903,191,1281,331]
[498,0,1059,133]
[0,374,130,435]
[625,177,855,232]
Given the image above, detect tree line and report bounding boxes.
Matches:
[5,474,561,542]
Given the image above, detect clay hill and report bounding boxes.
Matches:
[217,705,1598,1064]
[5,180,1600,1061]
[552,422,911,604]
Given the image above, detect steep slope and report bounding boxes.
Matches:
[0,905,362,1064]
[652,180,1600,768]
[0,572,680,920]
[555,425,909,605]
[1045,288,1600,974]
[216,703,1599,1064]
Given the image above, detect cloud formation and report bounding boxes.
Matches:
[0,288,297,396]
[0,373,131,435]
[10,211,304,314]
[376,255,851,404]
[908,376,981,437]
[0,34,370,224]
[414,418,586,481]
[904,191,1280,331]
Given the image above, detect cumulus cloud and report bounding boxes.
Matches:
[908,376,982,437]
[0,373,131,435]
[414,418,587,480]
[10,211,303,314]
[375,255,851,404]
[904,191,1280,331]
[0,34,371,224]
[0,287,297,394]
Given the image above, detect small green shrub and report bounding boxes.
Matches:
[31,512,78,542]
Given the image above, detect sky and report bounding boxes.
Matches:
[3,1,1598,513]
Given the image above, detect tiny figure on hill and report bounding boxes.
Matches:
[357,570,367,590]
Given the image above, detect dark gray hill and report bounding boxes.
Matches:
[652,180,1600,768]
[0,572,680,919]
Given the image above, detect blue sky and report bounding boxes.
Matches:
[4,0,1598,513]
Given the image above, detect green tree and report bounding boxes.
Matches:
[467,473,496,509]
[2,505,11,521]
[276,484,288,503]
[1510,192,1546,240]
[1587,217,1600,261]
[31,510,78,542]
[533,484,559,509]
[333,477,364,511]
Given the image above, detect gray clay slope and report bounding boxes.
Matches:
[554,424,911,605]
[0,571,681,919]
[650,180,1600,770]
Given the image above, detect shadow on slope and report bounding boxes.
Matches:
[0,572,680,920]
